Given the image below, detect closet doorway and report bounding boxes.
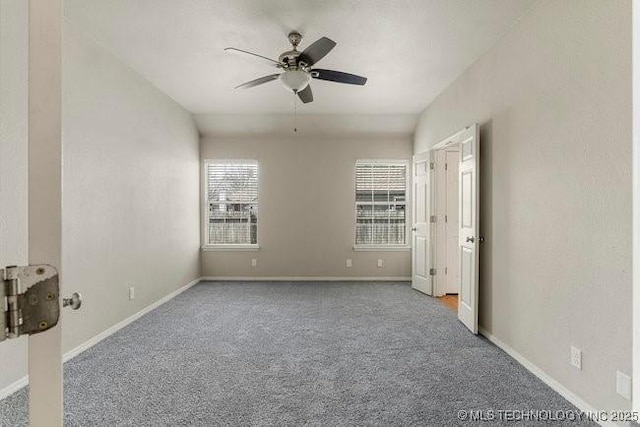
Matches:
[412,125,480,333]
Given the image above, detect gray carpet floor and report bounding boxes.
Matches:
[0,281,595,426]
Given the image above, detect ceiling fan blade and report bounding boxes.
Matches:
[234,74,280,89]
[298,37,336,66]
[311,69,367,85]
[297,84,313,103]
[224,47,282,67]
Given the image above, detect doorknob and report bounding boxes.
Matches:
[466,236,475,243]
[63,292,82,310]
[411,227,417,231]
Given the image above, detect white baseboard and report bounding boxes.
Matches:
[64,277,201,361]
[479,327,616,427]
[0,376,28,401]
[200,276,412,281]
[0,277,203,400]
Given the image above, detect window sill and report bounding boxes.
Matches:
[202,245,260,252]
[352,245,411,252]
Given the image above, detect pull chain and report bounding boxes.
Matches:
[293,90,298,133]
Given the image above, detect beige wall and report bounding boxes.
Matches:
[0,20,201,394]
[61,24,201,351]
[415,0,631,412]
[0,0,29,392]
[201,135,412,278]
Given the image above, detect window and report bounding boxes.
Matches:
[205,161,258,247]
[355,161,408,247]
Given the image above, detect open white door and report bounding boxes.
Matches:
[28,1,65,424]
[412,152,433,295]
[0,1,64,425]
[457,124,480,334]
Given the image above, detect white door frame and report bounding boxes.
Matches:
[421,125,480,336]
[27,0,64,425]
[414,127,476,299]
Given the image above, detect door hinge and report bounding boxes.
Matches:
[445,163,448,171]
[429,268,436,276]
[430,215,437,223]
[445,215,448,223]
[430,162,434,170]
[445,267,448,275]
[1,265,61,342]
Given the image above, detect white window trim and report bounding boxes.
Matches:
[202,244,260,252]
[202,159,260,251]
[352,245,411,252]
[353,159,411,251]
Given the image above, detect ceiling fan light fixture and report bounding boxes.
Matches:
[279,69,311,92]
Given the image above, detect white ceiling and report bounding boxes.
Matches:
[64,0,535,117]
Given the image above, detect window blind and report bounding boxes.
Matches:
[206,162,258,245]
[355,162,407,245]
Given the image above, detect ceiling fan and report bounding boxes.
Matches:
[224,31,367,104]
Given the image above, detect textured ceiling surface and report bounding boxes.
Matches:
[64,0,535,116]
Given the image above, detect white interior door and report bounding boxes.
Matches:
[458,124,480,334]
[0,1,64,425]
[28,1,64,424]
[445,150,460,294]
[412,152,432,295]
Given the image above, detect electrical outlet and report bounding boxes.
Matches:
[128,287,135,301]
[346,259,352,268]
[570,346,582,370]
[616,371,631,400]
[377,259,383,268]
[251,259,257,267]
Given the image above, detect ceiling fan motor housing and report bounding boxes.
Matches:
[280,31,304,67]
[278,50,300,66]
